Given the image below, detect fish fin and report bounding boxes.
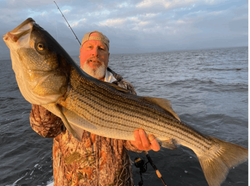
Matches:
[62,107,98,132]
[141,97,181,121]
[69,124,85,141]
[103,82,131,94]
[196,137,248,186]
[161,139,178,150]
[42,104,82,141]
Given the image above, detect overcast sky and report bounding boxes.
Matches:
[0,0,248,58]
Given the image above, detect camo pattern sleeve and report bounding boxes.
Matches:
[30,104,63,138]
[53,131,135,186]
[107,67,137,95]
[114,78,137,95]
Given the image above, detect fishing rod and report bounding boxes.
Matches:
[144,151,167,186]
[54,1,81,45]
[134,151,167,186]
[54,1,167,185]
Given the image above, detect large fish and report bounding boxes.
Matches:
[3,18,247,186]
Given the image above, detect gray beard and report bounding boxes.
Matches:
[82,61,106,79]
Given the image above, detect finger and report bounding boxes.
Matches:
[131,129,145,150]
[133,129,141,143]
[148,134,161,151]
[139,129,150,148]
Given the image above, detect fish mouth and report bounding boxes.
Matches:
[3,18,35,44]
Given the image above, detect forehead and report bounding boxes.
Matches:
[83,39,106,46]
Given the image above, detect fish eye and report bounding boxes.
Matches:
[37,42,45,51]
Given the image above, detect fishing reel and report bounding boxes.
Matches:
[134,152,167,186]
[134,157,148,186]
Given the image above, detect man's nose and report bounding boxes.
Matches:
[92,47,99,57]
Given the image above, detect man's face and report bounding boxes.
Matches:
[79,33,110,80]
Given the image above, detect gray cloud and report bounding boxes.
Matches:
[0,0,247,59]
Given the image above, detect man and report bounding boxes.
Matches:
[30,31,160,185]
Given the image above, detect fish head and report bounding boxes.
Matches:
[3,18,69,105]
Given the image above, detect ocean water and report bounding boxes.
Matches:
[0,47,248,186]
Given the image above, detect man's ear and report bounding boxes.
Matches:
[107,52,110,62]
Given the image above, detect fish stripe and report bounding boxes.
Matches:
[59,72,213,151]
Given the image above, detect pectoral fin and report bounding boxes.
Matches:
[42,103,83,141]
[141,97,181,121]
[62,107,98,132]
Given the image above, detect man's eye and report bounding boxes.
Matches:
[85,45,92,49]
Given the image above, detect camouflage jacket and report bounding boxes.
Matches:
[30,68,139,186]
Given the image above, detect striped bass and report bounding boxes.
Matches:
[3,18,248,186]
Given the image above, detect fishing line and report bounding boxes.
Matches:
[54,1,167,185]
[54,1,81,45]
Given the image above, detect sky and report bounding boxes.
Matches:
[0,0,248,58]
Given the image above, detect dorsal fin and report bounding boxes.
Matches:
[141,97,181,121]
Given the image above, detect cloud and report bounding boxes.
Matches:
[71,18,86,27]
[136,0,228,11]
[117,2,130,8]
[0,0,247,57]
[144,13,158,18]
[99,18,127,28]
[136,0,198,9]
[62,9,70,14]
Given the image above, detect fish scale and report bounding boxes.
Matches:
[60,68,213,153]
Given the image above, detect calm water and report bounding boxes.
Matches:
[0,47,248,186]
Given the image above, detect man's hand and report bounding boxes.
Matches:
[130,129,160,151]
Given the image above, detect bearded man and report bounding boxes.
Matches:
[30,31,160,186]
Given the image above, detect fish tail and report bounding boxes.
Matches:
[197,137,248,186]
